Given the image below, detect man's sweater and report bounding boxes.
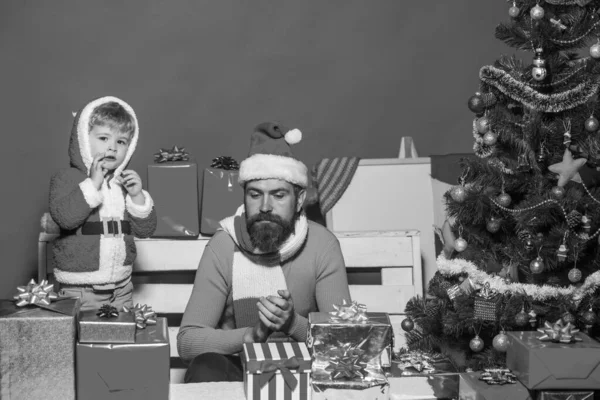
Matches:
[177,221,351,362]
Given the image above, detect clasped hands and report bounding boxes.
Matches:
[243,289,295,343]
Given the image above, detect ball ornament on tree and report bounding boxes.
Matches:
[582,308,598,326]
[530,4,544,20]
[530,256,545,274]
[515,308,529,327]
[497,192,512,207]
[476,116,491,133]
[551,186,565,199]
[483,131,498,146]
[590,43,600,59]
[509,4,520,18]
[492,331,509,352]
[454,237,468,252]
[568,267,582,283]
[562,312,576,325]
[450,186,467,203]
[401,317,414,332]
[585,116,599,132]
[486,217,501,233]
[532,66,547,81]
[469,335,484,352]
[467,94,485,114]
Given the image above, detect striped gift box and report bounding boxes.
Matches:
[242,342,312,400]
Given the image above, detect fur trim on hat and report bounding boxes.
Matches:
[238,153,308,188]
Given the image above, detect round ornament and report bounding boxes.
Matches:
[530,256,545,274]
[468,94,485,114]
[568,267,582,283]
[454,237,468,252]
[582,308,598,326]
[532,66,547,81]
[515,308,529,327]
[562,312,576,325]
[585,116,599,132]
[530,4,544,20]
[469,335,484,352]
[497,192,512,207]
[509,4,520,18]
[551,186,565,199]
[450,186,467,203]
[401,317,414,332]
[476,116,491,133]
[486,217,501,233]
[492,331,510,352]
[483,131,498,146]
[590,43,600,59]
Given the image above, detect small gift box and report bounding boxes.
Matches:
[149,145,200,238]
[242,342,312,400]
[200,156,243,235]
[0,280,80,400]
[474,282,502,321]
[458,372,532,400]
[78,304,136,343]
[537,391,593,400]
[76,316,170,400]
[506,330,600,389]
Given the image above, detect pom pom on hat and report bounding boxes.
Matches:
[285,129,302,145]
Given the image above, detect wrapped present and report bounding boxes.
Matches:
[506,330,600,389]
[536,391,593,400]
[390,350,457,377]
[76,317,170,400]
[148,147,199,238]
[78,305,136,343]
[458,372,532,400]
[242,342,311,400]
[474,282,502,321]
[0,292,80,400]
[200,156,243,235]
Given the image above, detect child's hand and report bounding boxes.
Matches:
[119,170,144,201]
[90,152,108,190]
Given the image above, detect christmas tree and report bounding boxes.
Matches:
[402,0,600,371]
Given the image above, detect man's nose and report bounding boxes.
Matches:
[259,197,273,213]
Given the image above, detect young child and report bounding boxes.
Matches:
[49,96,157,311]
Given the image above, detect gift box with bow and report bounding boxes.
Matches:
[78,304,136,344]
[242,342,312,400]
[458,372,533,400]
[0,280,80,400]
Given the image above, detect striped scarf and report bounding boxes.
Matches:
[311,157,360,217]
[219,205,308,329]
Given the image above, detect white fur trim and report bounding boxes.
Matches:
[79,178,103,208]
[126,190,154,218]
[239,154,308,188]
[54,265,132,285]
[284,128,302,145]
[231,252,288,301]
[76,96,139,176]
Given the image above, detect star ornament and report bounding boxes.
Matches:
[548,148,587,187]
[537,319,582,343]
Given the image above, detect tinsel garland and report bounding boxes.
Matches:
[479,66,599,113]
[436,253,600,302]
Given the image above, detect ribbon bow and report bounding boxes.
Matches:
[478,282,499,300]
[324,343,368,380]
[210,156,240,170]
[153,146,190,163]
[257,357,301,390]
[329,299,369,323]
[479,368,517,385]
[123,303,157,329]
[537,318,582,343]
[394,350,437,375]
[97,304,119,318]
[13,279,59,307]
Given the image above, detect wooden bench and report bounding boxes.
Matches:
[38,229,422,384]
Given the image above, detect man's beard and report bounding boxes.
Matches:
[247,212,296,253]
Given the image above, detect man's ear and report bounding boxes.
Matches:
[296,189,307,212]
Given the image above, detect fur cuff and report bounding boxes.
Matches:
[239,154,308,188]
[126,190,154,218]
[79,178,103,208]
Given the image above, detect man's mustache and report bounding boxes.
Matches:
[248,213,285,227]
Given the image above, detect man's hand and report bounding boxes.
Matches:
[257,290,296,333]
[243,320,271,343]
[118,170,144,204]
[90,152,108,190]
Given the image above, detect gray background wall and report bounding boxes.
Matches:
[0,1,511,298]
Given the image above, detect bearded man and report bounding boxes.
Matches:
[177,122,351,383]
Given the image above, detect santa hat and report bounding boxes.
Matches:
[238,122,308,188]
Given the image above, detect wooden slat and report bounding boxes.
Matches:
[134,239,208,272]
[381,268,412,286]
[338,235,415,268]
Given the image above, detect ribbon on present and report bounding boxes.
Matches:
[537,319,582,343]
[123,303,157,329]
[322,342,369,380]
[477,282,499,299]
[479,368,517,385]
[153,145,190,163]
[210,156,239,171]
[329,299,369,323]
[257,357,302,390]
[97,304,119,318]
[394,350,437,375]
[13,279,58,307]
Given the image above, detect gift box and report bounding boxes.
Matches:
[76,317,170,400]
[200,158,243,235]
[537,391,593,400]
[78,306,136,343]
[458,372,532,400]
[311,380,389,400]
[242,342,312,400]
[473,283,502,321]
[148,158,200,238]
[0,297,80,400]
[506,330,600,389]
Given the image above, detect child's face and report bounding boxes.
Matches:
[88,124,131,171]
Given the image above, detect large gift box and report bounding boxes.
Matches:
[506,330,600,389]
[0,296,80,400]
[76,316,170,399]
[148,154,200,238]
[458,372,532,400]
[242,342,312,400]
[200,157,243,235]
[537,391,593,400]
